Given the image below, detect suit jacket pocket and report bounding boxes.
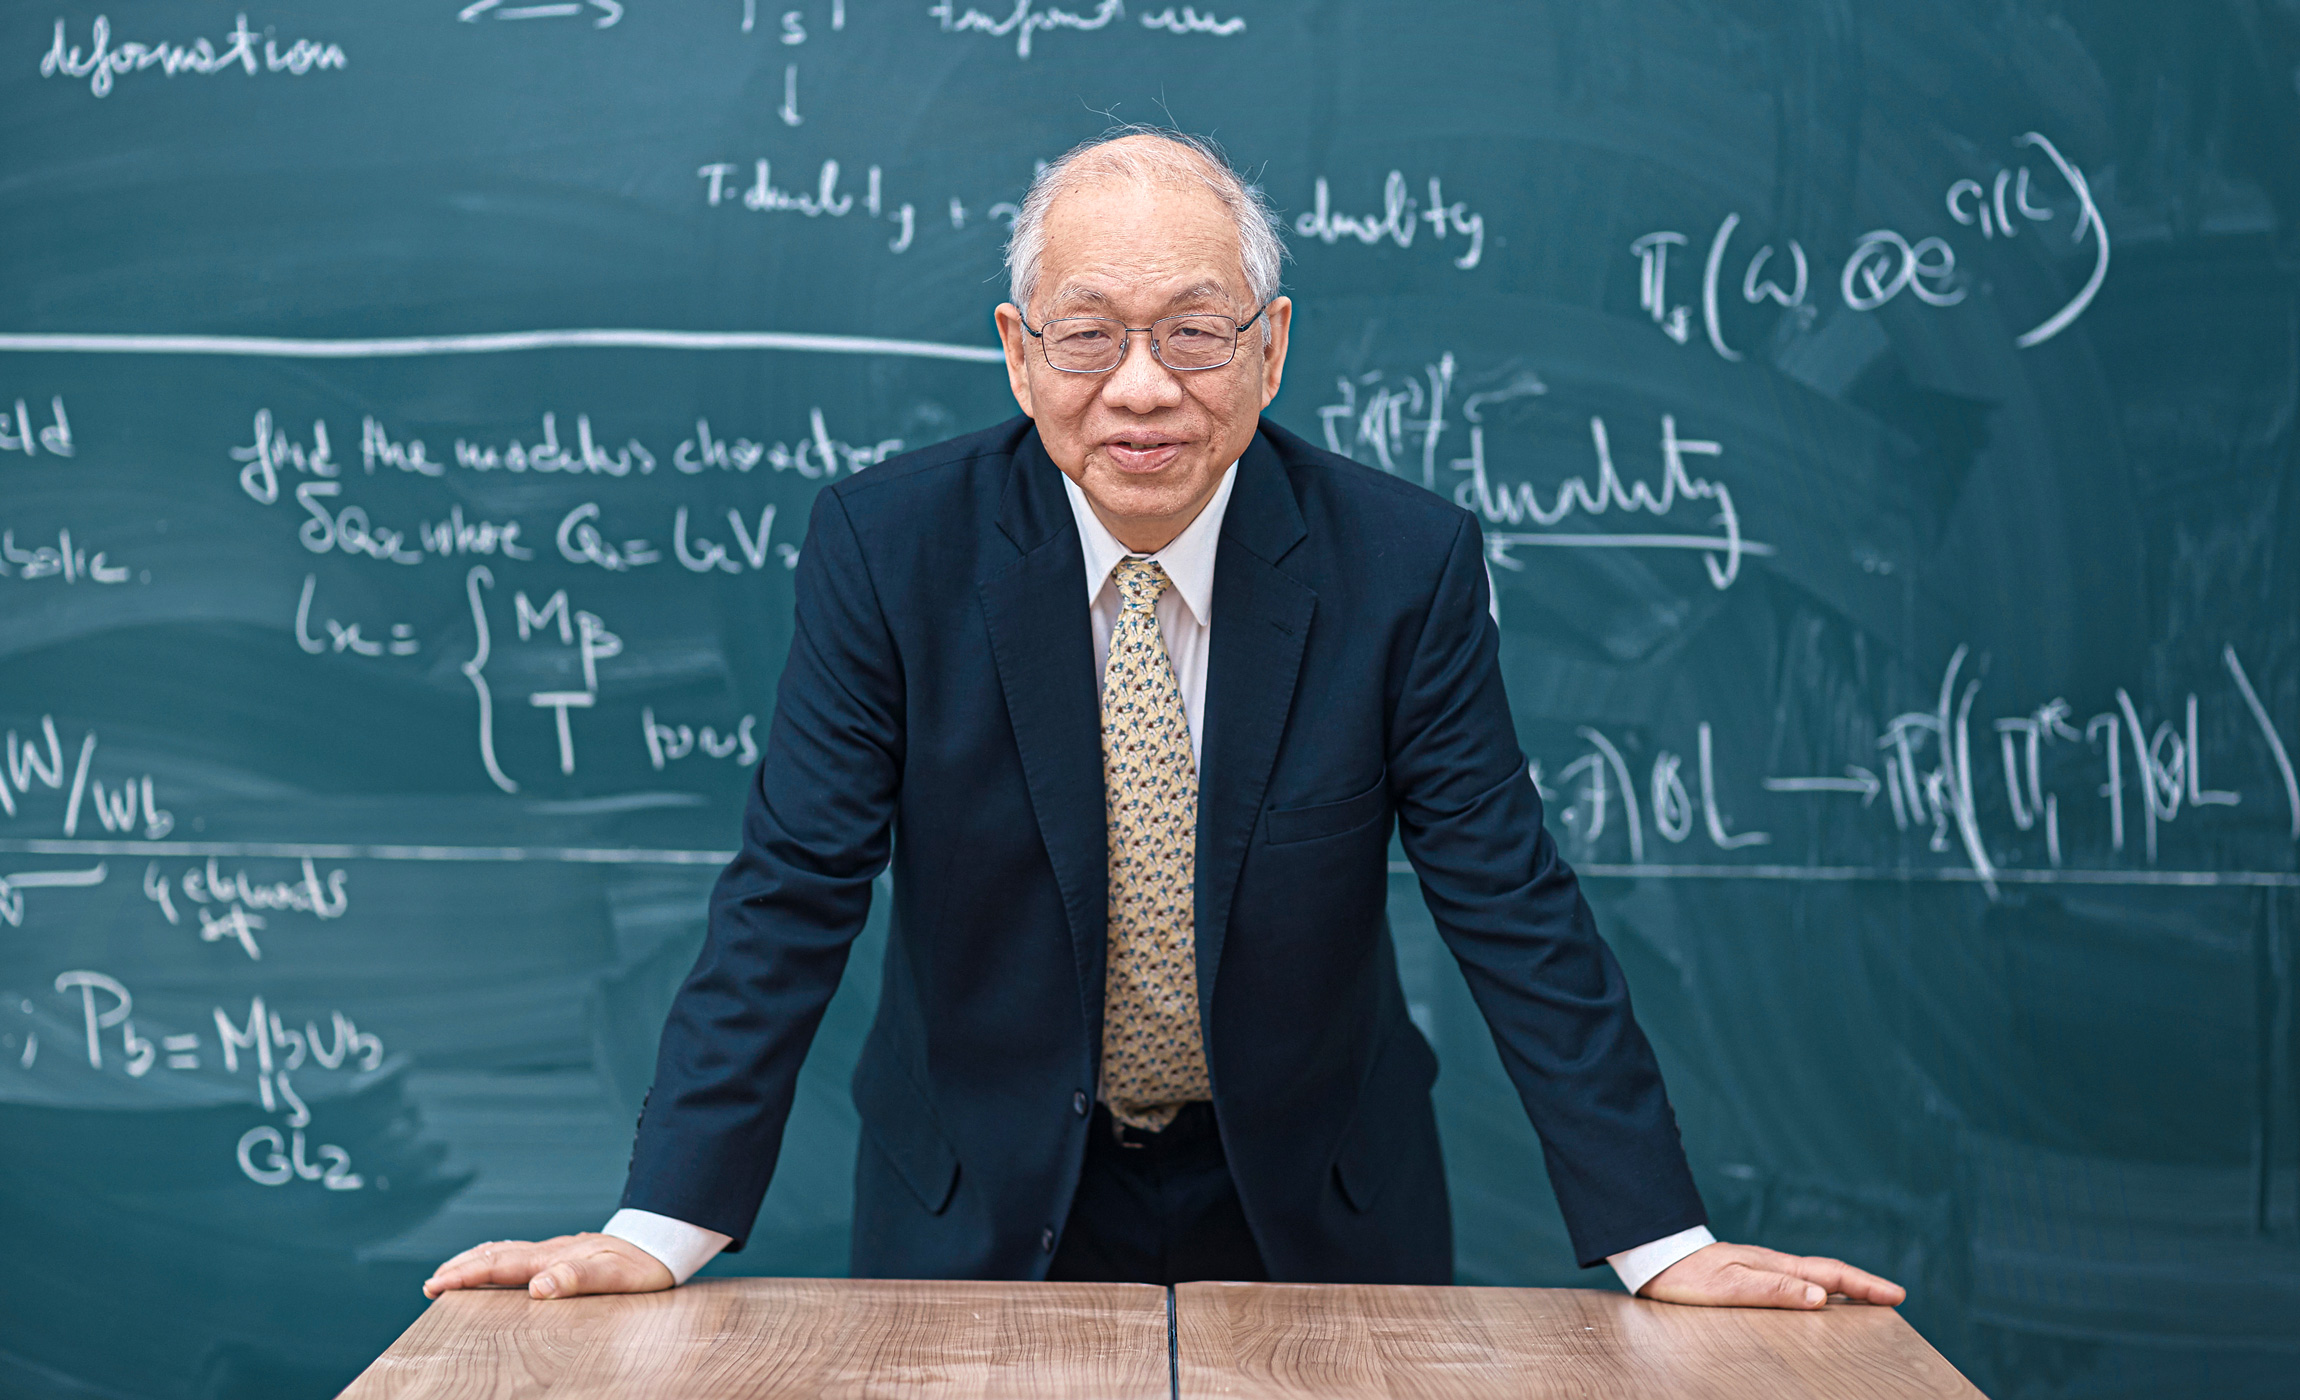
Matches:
[1331,1017,1442,1213]
[1264,769,1389,846]
[851,1050,960,1215]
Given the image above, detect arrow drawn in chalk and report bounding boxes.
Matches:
[1762,766,1882,805]
[459,1,623,29]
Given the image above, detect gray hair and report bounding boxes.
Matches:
[1004,127,1287,321]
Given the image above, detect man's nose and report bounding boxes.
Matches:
[1099,331,1185,413]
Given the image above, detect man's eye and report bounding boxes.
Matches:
[1057,327,1109,343]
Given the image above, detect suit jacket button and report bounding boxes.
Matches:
[1073,1090,1089,1117]
[1041,1227,1056,1254]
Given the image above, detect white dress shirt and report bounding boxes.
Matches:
[605,461,1712,1294]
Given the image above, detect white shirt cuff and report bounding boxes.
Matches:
[1607,1224,1716,1296]
[602,1208,732,1285]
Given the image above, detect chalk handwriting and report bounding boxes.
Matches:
[675,505,779,573]
[1452,413,1766,590]
[463,566,517,794]
[698,158,920,253]
[459,0,623,27]
[643,709,762,770]
[528,599,621,773]
[424,507,532,560]
[0,396,73,457]
[462,577,623,784]
[39,972,384,1190]
[0,717,173,839]
[0,863,106,929]
[673,409,901,477]
[285,487,531,567]
[2,527,131,584]
[930,0,1121,59]
[928,0,1245,56]
[44,971,379,1086]
[749,0,847,39]
[1537,644,2299,892]
[701,158,855,216]
[141,856,349,961]
[1535,720,1768,861]
[232,409,336,505]
[450,412,653,476]
[1295,174,1485,271]
[40,15,346,99]
[1317,355,1770,588]
[295,574,421,659]
[1633,132,2105,360]
[1139,6,1246,36]
[556,502,660,571]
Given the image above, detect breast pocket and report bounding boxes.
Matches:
[1263,769,1389,847]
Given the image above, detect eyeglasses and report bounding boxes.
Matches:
[1018,301,1271,374]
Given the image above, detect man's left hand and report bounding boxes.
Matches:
[1639,1242,1906,1309]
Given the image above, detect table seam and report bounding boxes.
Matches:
[1166,1285,1179,1400]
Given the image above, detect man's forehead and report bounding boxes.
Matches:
[1036,177,1249,297]
[1045,278,1238,311]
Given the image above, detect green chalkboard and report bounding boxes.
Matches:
[4,3,2297,1396]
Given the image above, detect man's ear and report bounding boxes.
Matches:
[1257,296,1292,409]
[994,303,1035,418]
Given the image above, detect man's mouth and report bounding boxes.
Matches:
[1104,435,1186,472]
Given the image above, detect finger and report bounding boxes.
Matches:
[1643,1257,1825,1309]
[1736,1265,1827,1309]
[424,1240,552,1297]
[1784,1254,1907,1306]
[531,1247,671,1300]
[430,1239,511,1281]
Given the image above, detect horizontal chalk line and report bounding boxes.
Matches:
[1390,860,2297,887]
[0,864,107,888]
[1486,533,1779,556]
[0,839,733,865]
[0,329,1007,363]
[2,840,2289,886]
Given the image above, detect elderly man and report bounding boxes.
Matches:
[426,129,1902,1310]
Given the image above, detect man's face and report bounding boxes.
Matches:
[995,175,1291,552]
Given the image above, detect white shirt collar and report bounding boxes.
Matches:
[1060,462,1237,626]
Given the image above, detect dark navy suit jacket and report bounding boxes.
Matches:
[621,414,1706,1282]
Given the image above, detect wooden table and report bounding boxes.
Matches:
[343,1278,1987,1399]
[339,1278,1172,1399]
[1176,1282,1987,1399]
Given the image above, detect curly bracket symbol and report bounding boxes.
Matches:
[462,566,517,794]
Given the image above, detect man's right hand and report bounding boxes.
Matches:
[423,1233,675,1301]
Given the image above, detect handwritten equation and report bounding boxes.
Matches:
[1533,645,2300,891]
[1631,132,2107,359]
[12,972,384,1191]
[1318,353,1770,589]
[2,716,175,843]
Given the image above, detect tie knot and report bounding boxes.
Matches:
[1113,557,1170,609]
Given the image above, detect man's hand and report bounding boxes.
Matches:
[422,1233,675,1301]
[1639,1242,1905,1309]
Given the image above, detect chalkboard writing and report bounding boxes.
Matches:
[3,4,2297,1398]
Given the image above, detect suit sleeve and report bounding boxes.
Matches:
[620,485,903,1248]
[1388,513,1707,1267]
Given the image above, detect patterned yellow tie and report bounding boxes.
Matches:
[1098,558,1211,1132]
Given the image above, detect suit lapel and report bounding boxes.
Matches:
[978,432,1110,1047]
[1195,428,1316,1018]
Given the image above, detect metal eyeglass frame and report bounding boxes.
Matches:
[1016,300,1272,374]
